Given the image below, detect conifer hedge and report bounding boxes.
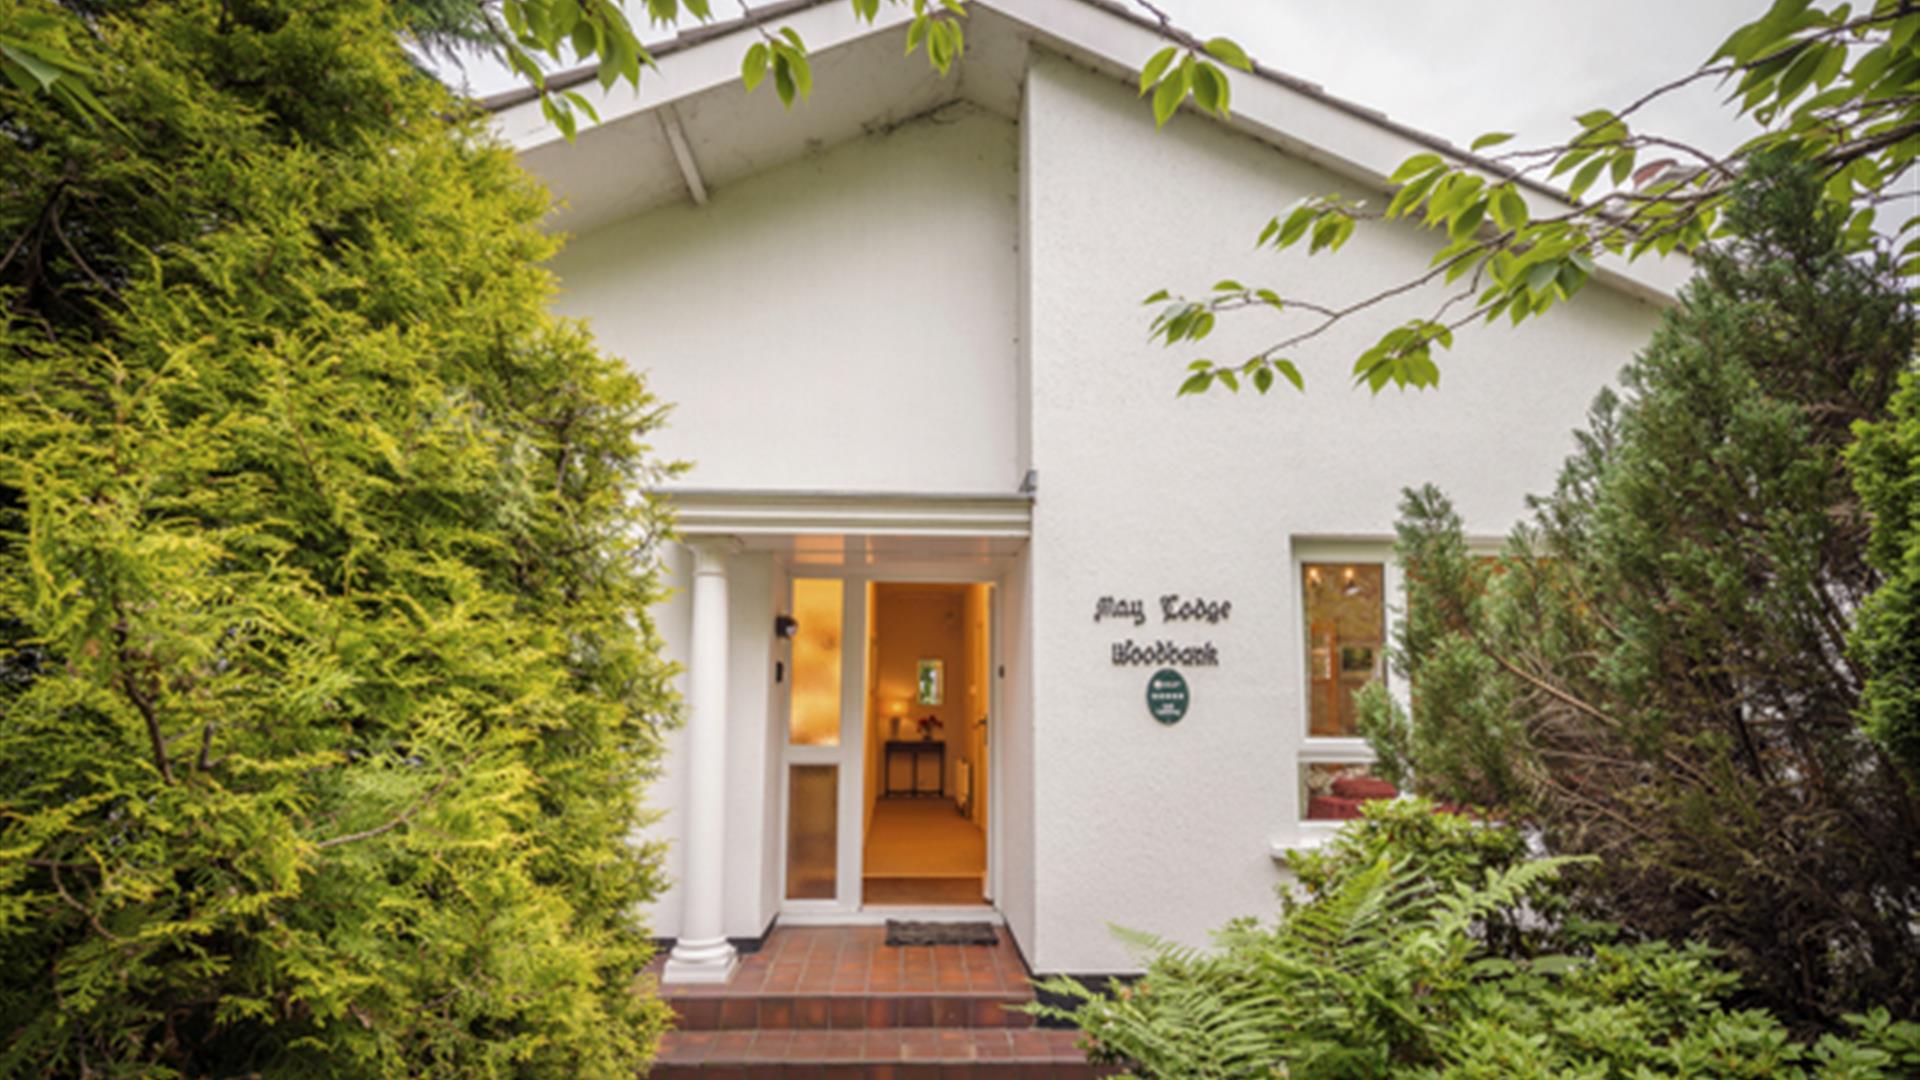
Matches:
[1,1,677,1073]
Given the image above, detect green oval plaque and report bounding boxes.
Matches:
[1146,668,1189,725]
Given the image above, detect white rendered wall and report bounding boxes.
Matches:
[1020,56,1665,975]
[643,545,781,943]
[549,105,1021,495]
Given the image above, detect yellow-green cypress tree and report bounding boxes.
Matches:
[1852,371,1920,788]
[1,1,676,1073]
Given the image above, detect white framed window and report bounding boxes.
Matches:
[1292,540,1404,826]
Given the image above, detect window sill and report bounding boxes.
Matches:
[1270,823,1343,861]
[1298,736,1374,759]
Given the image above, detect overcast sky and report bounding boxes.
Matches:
[433,0,1763,158]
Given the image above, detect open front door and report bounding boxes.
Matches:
[858,582,993,908]
[778,577,867,913]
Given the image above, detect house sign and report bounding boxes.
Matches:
[1097,593,1231,668]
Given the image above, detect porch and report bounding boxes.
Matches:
[647,926,1105,1077]
[655,490,1033,988]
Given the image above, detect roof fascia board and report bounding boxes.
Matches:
[485,0,1686,302]
[490,0,909,154]
[989,0,1686,303]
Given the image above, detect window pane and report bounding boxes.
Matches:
[785,764,838,900]
[1302,761,1397,820]
[789,578,842,746]
[1303,562,1385,736]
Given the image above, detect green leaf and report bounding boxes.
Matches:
[1530,955,1584,976]
[1525,260,1561,297]
[1308,215,1341,254]
[772,52,796,106]
[1609,147,1637,188]
[570,20,600,60]
[1391,153,1444,184]
[741,42,769,91]
[1492,187,1529,231]
[1388,168,1443,219]
[1179,371,1212,396]
[1276,205,1316,247]
[1449,199,1486,240]
[3,43,65,90]
[1138,46,1177,95]
[1568,156,1608,202]
[561,89,600,125]
[1151,66,1188,128]
[1190,61,1221,114]
[1197,61,1230,116]
[1425,174,1484,223]
[1204,37,1253,72]
[1469,131,1514,151]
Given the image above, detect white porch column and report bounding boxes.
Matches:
[662,538,740,984]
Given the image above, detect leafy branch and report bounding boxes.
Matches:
[487,0,976,128]
[0,12,122,132]
[490,0,1256,135]
[1155,0,1920,396]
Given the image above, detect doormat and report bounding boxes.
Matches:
[885,920,1000,947]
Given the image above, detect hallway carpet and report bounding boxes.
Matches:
[863,876,985,905]
[863,797,985,878]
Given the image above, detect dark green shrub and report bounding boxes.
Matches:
[1357,158,1920,1025]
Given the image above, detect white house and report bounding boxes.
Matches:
[487,0,1679,987]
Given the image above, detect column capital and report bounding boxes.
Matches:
[686,535,743,575]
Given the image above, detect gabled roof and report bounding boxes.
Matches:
[486,0,1684,303]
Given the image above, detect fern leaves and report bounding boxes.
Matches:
[1038,801,1911,1077]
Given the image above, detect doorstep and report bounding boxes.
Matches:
[646,926,1113,1077]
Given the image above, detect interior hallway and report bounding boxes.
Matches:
[862,796,986,906]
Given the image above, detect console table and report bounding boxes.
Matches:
[882,740,945,798]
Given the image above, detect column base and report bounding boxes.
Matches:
[661,937,739,984]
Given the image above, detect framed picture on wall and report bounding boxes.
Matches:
[916,659,943,705]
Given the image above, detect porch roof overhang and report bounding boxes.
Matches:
[664,488,1032,553]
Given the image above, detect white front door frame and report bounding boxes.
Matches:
[666,489,1031,929]
[774,561,1007,921]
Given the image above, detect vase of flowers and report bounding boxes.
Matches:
[916,715,943,741]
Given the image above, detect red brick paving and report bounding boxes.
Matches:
[652,926,1030,998]
[647,926,1112,1077]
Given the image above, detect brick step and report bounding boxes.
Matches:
[668,990,1035,1031]
[650,1026,1109,1078]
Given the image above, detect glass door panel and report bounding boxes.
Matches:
[788,578,843,746]
[779,576,862,909]
[785,764,838,900]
